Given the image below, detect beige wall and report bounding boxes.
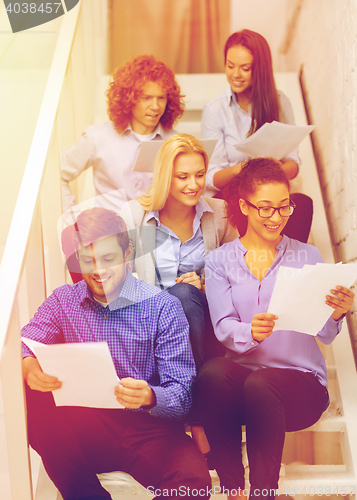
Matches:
[281,0,357,358]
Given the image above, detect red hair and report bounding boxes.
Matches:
[106,55,185,133]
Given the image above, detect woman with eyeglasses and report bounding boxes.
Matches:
[195,158,354,500]
[201,29,313,243]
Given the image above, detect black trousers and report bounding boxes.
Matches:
[26,385,211,500]
[195,358,329,500]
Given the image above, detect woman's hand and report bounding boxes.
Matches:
[251,312,278,342]
[326,286,355,321]
[213,162,244,190]
[176,272,202,290]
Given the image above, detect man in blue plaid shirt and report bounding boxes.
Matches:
[22,207,211,500]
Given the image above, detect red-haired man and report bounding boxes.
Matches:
[61,55,185,214]
[22,208,210,500]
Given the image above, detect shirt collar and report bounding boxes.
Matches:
[145,197,213,225]
[225,85,237,106]
[122,122,165,139]
[236,234,289,254]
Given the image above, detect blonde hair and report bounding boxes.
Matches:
[137,133,208,211]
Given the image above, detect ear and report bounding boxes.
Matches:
[239,199,249,216]
[124,244,133,263]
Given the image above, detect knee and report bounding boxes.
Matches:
[244,370,281,409]
[168,282,202,303]
[291,193,313,213]
[197,358,229,388]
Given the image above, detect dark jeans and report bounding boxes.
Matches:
[195,358,329,500]
[168,282,225,371]
[26,385,211,500]
[215,191,313,243]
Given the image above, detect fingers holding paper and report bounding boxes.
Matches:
[326,286,355,321]
[251,312,278,342]
[22,356,62,392]
[115,377,156,409]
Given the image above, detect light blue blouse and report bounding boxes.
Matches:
[145,198,213,289]
[201,86,300,197]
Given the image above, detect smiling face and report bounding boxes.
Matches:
[166,153,206,209]
[130,80,168,135]
[78,235,130,303]
[240,182,290,244]
[225,45,253,99]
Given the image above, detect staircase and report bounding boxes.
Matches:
[1,0,357,498]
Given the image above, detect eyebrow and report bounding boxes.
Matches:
[175,169,206,175]
[256,198,290,204]
[140,92,167,97]
[226,59,251,66]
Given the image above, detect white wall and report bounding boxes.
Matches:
[230,0,290,72]
[278,0,357,358]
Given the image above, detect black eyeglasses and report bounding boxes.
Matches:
[245,200,296,218]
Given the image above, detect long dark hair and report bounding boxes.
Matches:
[224,30,279,136]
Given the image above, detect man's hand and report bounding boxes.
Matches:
[23,356,62,392]
[176,272,202,290]
[326,286,355,320]
[114,378,156,409]
[251,312,278,342]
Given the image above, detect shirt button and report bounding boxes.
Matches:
[251,342,255,346]
[104,315,108,320]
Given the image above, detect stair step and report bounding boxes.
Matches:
[210,466,357,496]
[280,464,357,494]
[301,407,344,432]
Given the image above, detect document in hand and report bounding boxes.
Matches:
[21,338,124,409]
[133,139,218,172]
[234,121,315,160]
[267,262,357,335]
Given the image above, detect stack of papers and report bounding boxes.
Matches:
[22,338,123,409]
[234,121,315,159]
[267,263,357,335]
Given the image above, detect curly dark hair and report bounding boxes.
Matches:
[223,158,290,229]
[106,55,185,133]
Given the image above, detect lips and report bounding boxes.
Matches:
[264,224,280,232]
[182,191,198,196]
[92,276,110,285]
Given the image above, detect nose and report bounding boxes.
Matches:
[187,176,199,190]
[150,98,160,110]
[232,66,241,79]
[269,209,282,223]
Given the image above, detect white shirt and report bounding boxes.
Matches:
[61,121,175,214]
[201,85,300,196]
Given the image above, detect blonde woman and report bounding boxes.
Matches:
[120,134,237,370]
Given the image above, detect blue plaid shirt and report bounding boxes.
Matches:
[21,271,196,419]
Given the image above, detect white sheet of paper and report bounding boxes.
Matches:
[133,139,218,172]
[267,263,357,335]
[22,338,123,409]
[234,121,315,159]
